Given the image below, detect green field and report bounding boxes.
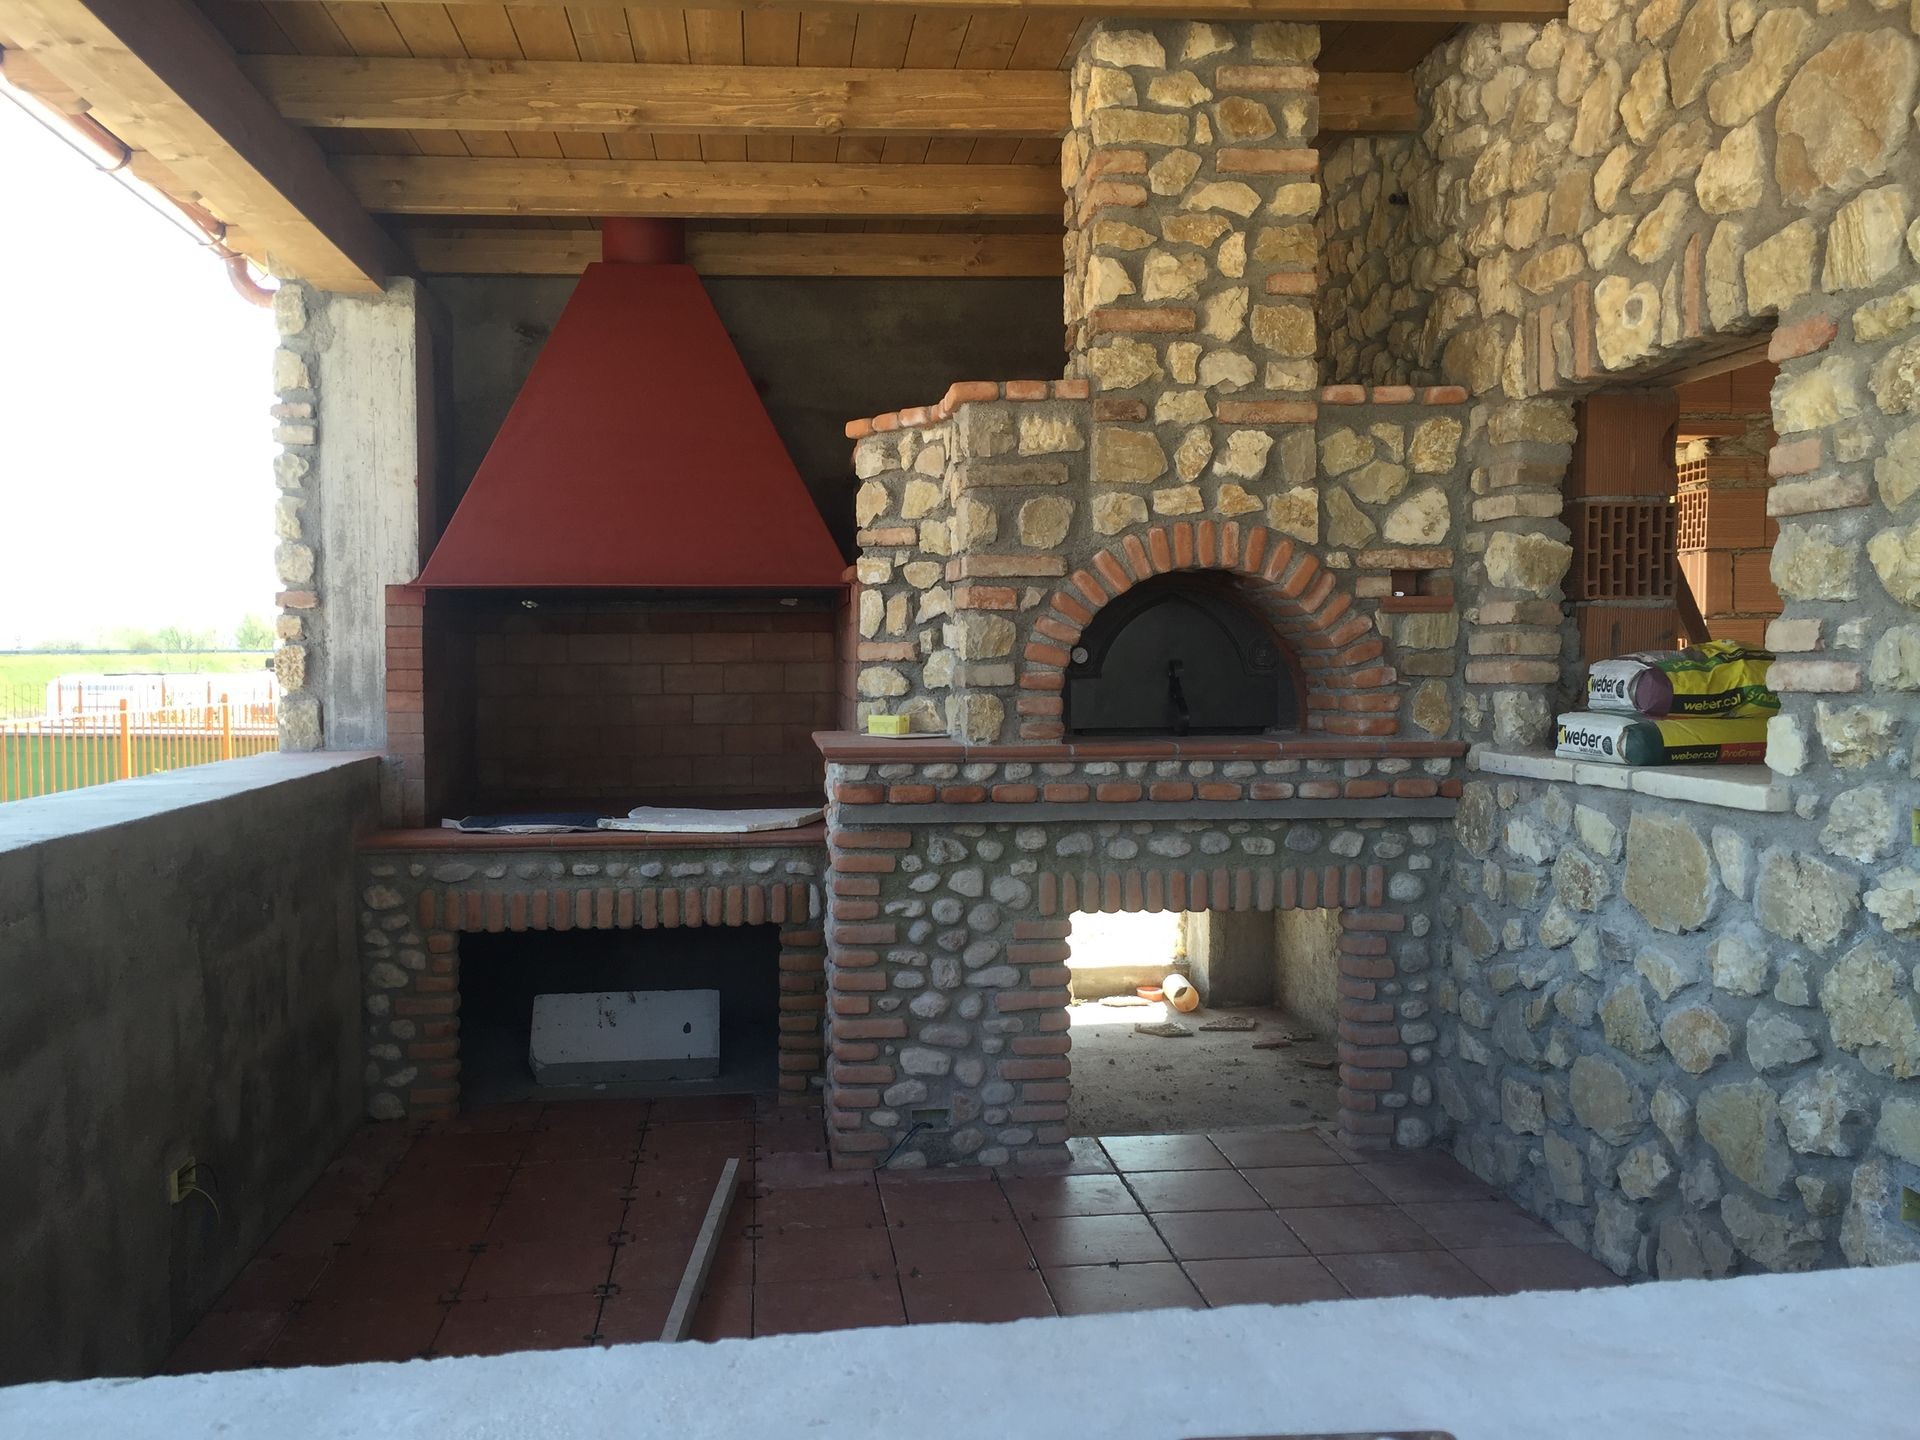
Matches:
[0,652,271,719]
[3,732,202,796]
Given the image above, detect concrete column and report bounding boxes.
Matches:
[272,278,442,752]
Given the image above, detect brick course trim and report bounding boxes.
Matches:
[1016,522,1403,742]
[843,378,1091,440]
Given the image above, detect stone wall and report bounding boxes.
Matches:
[356,838,827,1120]
[821,744,1454,1167]
[1315,1,1920,1276]
[846,384,1475,747]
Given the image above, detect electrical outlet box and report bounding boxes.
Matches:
[1911,809,1919,847]
[167,1159,198,1204]
[910,1107,951,1128]
[1901,1186,1920,1227]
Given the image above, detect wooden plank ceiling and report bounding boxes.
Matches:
[2,1,1500,280]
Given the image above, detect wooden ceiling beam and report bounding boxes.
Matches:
[247,55,1414,137]
[403,227,1065,277]
[338,157,1064,218]
[247,0,1564,22]
[0,0,401,291]
[245,57,1067,137]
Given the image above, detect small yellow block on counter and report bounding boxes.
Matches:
[866,714,911,737]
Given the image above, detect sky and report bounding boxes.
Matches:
[0,93,279,649]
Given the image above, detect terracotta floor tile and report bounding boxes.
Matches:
[611,1225,708,1290]
[428,1102,545,1135]
[1183,1256,1348,1308]
[294,1172,385,1213]
[1208,1129,1342,1169]
[487,1193,627,1246]
[594,1285,677,1345]
[755,1224,895,1284]
[538,1099,654,1132]
[1001,1135,1115,1176]
[704,1235,756,1291]
[753,1275,904,1336]
[754,1116,827,1154]
[689,1284,754,1341]
[640,1120,755,1160]
[1125,1168,1266,1213]
[214,1252,334,1312]
[165,1309,287,1374]
[889,1219,1034,1277]
[758,1181,883,1231]
[1020,1213,1171,1268]
[901,1269,1056,1324]
[433,1294,602,1357]
[463,1241,616,1299]
[1453,1243,1625,1295]
[1355,1152,1501,1204]
[1043,1262,1203,1316]
[263,1207,359,1256]
[1098,1134,1231,1172]
[881,1179,1015,1227]
[519,1126,641,1165]
[306,1247,471,1306]
[353,1202,497,1253]
[756,1152,867,1191]
[648,1096,756,1125]
[403,1131,532,1169]
[267,1300,448,1367]
[1152,1210,1307,1262]
[503,1159,636,1202]
[603,1283,755,1345]
[1320,1249,1494,1299]
[371,1163,513,1212]
[1278,1205,1443,1256]
[1401,1199,1563,1249]
[1000,1173,1142,1220]
[1241,1163,1390,1210]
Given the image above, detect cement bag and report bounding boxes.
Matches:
[1585,640,1778,719]
[1555,710,1771,766]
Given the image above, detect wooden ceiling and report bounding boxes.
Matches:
[0,1,1559,289]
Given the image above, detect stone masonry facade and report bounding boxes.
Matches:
[821,738,1457,1168]
[356,838,826,1121]
[317,10,1919,1280]
[1306,0,1920,1275]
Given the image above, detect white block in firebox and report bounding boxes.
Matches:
[529,989,721,1084]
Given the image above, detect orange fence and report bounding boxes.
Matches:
[0,684,279,803]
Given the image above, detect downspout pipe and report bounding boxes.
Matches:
[0,48,276,306]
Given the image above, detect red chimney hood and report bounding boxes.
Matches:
[419,222,846,591]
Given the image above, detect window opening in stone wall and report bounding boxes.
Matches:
[1562,347,1781,774]
[457,926,782,1106]
[1064,908,1338,1138]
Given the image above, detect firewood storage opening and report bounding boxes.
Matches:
[1064,572,1301,737]
[458,925,784,1105]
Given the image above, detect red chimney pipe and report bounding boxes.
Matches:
[601,218,686,265]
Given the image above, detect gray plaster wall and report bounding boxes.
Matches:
[0,754,379,1382]
[273,279,444,753]
[425,275,1064,554]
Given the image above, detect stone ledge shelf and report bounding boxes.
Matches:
[815,732,1468,765]
[360,824,827,852]
[1469,746,1789,813]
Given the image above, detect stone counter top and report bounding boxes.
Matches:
[360,824,827,852]
[813,731,1469,765]
[1468,746,1789,813]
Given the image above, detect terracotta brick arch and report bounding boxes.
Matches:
[1017,520,1401,740]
